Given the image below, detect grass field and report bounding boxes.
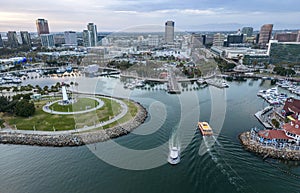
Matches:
[0,97,138,132]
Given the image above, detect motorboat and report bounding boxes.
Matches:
[198,122,213,136]
[168,146,180,165]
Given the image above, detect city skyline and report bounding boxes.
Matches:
[0,0,299,32]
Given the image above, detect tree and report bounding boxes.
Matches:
[15,99,35,117]
[0,96,9,112]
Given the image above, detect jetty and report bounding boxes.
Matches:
[254,106,273,129]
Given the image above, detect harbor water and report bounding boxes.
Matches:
[0,77,300,193]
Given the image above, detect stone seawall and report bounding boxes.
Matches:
[0,102,147,147]
[239,132,300,161]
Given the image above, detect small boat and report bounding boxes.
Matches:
[221,81,229,88]
[168,146,180,165]
[198,122,213,136]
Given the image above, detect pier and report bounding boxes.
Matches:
[254,106,273,129]
[167,68,181,94]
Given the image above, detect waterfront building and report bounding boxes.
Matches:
[274,32,298,42]
[258,130,292,143]
[87,23,97,46]
[269,41,300,65]
[165,21,175,44]
[40,34,55,47]
[7,31,19,48]
[0,34,3,48]
[241,27,253,37]
[20,31,31,46]
[297,30,300,42]
[64,31,77,46]
[213,33,225,47]
[283,120,300,145]
[258,24,273,46]
[36,18,50,36]
[282,97,300,120]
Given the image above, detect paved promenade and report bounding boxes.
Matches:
[42,97,104,115]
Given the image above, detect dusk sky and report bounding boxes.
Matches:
[0,0,299,32]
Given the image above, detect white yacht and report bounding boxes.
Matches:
[168,146,180,165]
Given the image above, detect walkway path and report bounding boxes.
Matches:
[42,97,104,115]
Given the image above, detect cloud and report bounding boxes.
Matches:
[0,0,299,32]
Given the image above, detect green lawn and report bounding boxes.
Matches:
[49,97,99,112]
[1,97,138,132]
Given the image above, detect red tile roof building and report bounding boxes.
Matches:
[282,98,300,119]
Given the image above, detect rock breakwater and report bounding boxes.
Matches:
[239,131,300,161]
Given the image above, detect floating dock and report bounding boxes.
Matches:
[206,79,228,89]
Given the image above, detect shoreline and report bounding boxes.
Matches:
[0,101,148,147]
[239,131,300,161]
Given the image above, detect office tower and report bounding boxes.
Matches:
[274,32,298,42]
[20,31,31,46]
[241,27,253,37]
[7,31,19,48]
[224,34,244,47]
[64,31,77,46]
[0,34,3,48]
[258,24,273,45]
[36,18,50,35]
[213,33,225,47]
[87,23,97,46]
[40,34,55,47]
[165,21,175,44]
[83,30,91,47]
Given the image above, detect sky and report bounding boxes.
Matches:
[0,0,299,32]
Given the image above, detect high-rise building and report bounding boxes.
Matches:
[36,19,50,36]
[64,31,77,46]
[258,24,273,46]
[297,30,300,42]
[41,34,55,47]
[83,30,91,47]
[87,23,97,46]
[274,32,298,42]
[213,33,225,47]
[241,27,253,37]
[165,21,175,44]
[20,31,31,46]
[7,31,19,48]
[224,34,244,47]
[0,34,3,48]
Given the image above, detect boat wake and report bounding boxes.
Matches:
[199,136,258,193]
